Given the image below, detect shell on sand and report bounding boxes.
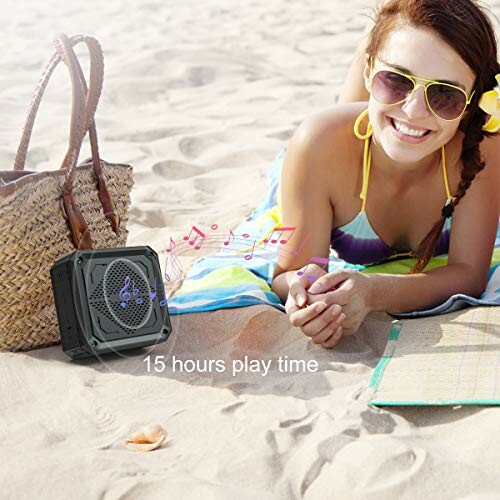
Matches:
[124,424,168,452]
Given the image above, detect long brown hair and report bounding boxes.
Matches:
[365,0,500,273]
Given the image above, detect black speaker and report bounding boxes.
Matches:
[50,246,172,360]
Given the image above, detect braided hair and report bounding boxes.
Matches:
[365,0,500,274]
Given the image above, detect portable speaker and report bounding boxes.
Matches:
[50,246,172,360]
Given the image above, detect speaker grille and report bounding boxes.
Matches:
[92,258,154,331]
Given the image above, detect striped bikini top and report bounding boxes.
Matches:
[330,109,452,265]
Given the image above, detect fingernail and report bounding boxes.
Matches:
[314,302,328,312]
[330,304,341,315]
[309,284,318,293]
[338,313,346,322]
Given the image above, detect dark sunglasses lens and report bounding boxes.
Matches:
[427,84,467,120]
[372,70,414,104]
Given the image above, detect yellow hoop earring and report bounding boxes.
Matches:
[353,108,373,140]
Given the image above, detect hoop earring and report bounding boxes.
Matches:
[354,108,373,140]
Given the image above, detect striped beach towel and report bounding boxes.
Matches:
[167,147,500,318]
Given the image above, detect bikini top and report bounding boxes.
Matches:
[330,109,452,265]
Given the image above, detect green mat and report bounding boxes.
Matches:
[368,306,500,406]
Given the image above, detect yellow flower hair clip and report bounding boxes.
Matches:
[479,74,500,132]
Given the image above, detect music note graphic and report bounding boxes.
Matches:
[165,251,183,282]
[148,277,166,305]
[244,240,256,261]
[183,225,205,250]
[242,233,250,238]
[263,226,296,246]
[166,237,176,253]
[119,276,131,308]
[297,256,329,282]
[149,278,157,300]
[223,229,235,246]
[130,279,143,304]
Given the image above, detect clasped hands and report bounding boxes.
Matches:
[285,264,374,349]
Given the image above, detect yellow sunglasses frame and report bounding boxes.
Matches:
[369,56,476,121]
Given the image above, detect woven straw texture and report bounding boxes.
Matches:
[0,162,133,351]
[0,33,134,351]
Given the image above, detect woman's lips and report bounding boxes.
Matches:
[387,117,433,144]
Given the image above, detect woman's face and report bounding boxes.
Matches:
[363,25,476,164]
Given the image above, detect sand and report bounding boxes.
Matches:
[1,0,500,498]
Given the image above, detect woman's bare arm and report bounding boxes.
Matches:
[270,117,338,299]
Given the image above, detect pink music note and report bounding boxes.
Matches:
[223,229,235,246]
[165,251,183,282]
[244,240,256,260]
[291,232,310,256]
[263,226,296,246]
[297,256,329,282]
[242,233,250,238]
[166,237,176,253]
[183,225,205,250]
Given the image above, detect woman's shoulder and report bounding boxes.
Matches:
[287,102,366,191]
[297,101,368,150]
[479,132,500,180]
[288,101,366,182]
[450,130,500,192]
[282,103,366,220]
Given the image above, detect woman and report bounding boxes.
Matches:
[270,0,500,348]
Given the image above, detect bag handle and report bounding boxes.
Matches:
[13,34,94,250]
[13,34,100,172]
[55,35,121,236]
[13,34,121,248]
[59,35,104,172]
[56,34,95,249]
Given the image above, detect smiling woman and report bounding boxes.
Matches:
[271,0,500,349]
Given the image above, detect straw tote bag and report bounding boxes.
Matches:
[0,33,134,351]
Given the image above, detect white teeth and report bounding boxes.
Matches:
[393,119,429,137]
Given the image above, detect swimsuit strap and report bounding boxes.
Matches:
[353,108,374,212]
[354,108,452,211]
[360,137,372,212]
[440,145,452,201]
[353,108,373,140]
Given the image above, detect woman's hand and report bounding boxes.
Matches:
[285,263,327,309]
[306,269,374,346]
[284,263,347,348]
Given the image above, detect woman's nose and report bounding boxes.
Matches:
[401,85,430,119]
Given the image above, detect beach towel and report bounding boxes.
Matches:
[167,147,500,319]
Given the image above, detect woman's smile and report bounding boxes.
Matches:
[386,115,434,144]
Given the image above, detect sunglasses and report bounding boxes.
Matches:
[369,56,475,121]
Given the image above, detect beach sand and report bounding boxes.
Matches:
[1,0,500,498]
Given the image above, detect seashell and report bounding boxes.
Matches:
[124,423,168,452]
